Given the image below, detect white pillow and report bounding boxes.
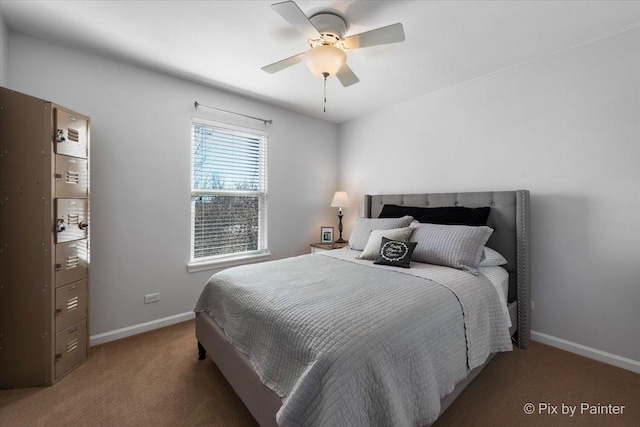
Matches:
[348,216,414,250]
[478,247,508,267]
[357,227,414,260]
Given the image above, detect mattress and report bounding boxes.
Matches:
[478,265,510,327]
[194,250,511,426]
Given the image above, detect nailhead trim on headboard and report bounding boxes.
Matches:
[515,190,531,349]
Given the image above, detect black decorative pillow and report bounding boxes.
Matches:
[378,204,490,226]
[374,237,417,268]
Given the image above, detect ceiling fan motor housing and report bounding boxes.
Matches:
[309,13,347,42]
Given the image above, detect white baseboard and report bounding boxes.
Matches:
[531,330,640,374]
[90,311,195,347]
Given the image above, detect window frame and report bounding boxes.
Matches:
[187,117,270,273]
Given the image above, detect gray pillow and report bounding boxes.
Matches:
[348,216,414,250]
[357,227,414,260]
[410,223,493,274]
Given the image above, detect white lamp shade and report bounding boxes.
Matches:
[330,191,350,208]
[303,45,347,77]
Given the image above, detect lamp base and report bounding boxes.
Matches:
[336,213,345,243]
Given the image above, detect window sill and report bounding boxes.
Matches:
[186,252,272,274]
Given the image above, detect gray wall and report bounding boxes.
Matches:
[338,27,640,363]
[7,32,339,337]
[0,9,7,85]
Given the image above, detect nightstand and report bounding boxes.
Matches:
[310,242,349,254]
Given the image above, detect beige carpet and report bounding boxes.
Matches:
[434,337,639,427]
[1,320,638,426]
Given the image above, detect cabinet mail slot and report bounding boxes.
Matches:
[55,279,88,333]
[55,240,88,287]
[54,108,88,159]
[55,154,88,199]
[55,199,88,243]
[55,319,87,380]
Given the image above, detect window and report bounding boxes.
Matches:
[190,118,268,267]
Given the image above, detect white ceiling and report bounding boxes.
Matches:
[2,1,640,123]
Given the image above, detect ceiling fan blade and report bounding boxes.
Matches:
[336,63,360,87]
[343,23,405,50]
[271,1,320,39]
[261,53,305,74]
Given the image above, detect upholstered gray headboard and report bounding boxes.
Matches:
[365,190,531,349]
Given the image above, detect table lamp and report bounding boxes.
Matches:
[330,191,350,243]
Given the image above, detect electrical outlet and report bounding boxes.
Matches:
[531,300,535,311]
[144,293,160,304]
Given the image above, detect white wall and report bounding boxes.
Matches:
[7,32,338,337]
[0,8,7,85]
[339,27,640,363]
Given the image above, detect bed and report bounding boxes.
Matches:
[194,190,530,426]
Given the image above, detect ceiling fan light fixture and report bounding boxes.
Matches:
[302,44,346,77]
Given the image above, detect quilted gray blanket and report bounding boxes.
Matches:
[194,250,511,426]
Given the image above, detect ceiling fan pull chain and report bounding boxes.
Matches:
[322,72,329,113]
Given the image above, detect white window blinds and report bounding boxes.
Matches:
[191,118,268,261]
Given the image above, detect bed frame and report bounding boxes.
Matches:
[195,190,530,427]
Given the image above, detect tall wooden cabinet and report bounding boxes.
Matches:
[0,88,90,388]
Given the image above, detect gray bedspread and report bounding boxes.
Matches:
[194,249,512,426]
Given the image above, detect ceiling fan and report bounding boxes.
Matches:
[262,0,406,88]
